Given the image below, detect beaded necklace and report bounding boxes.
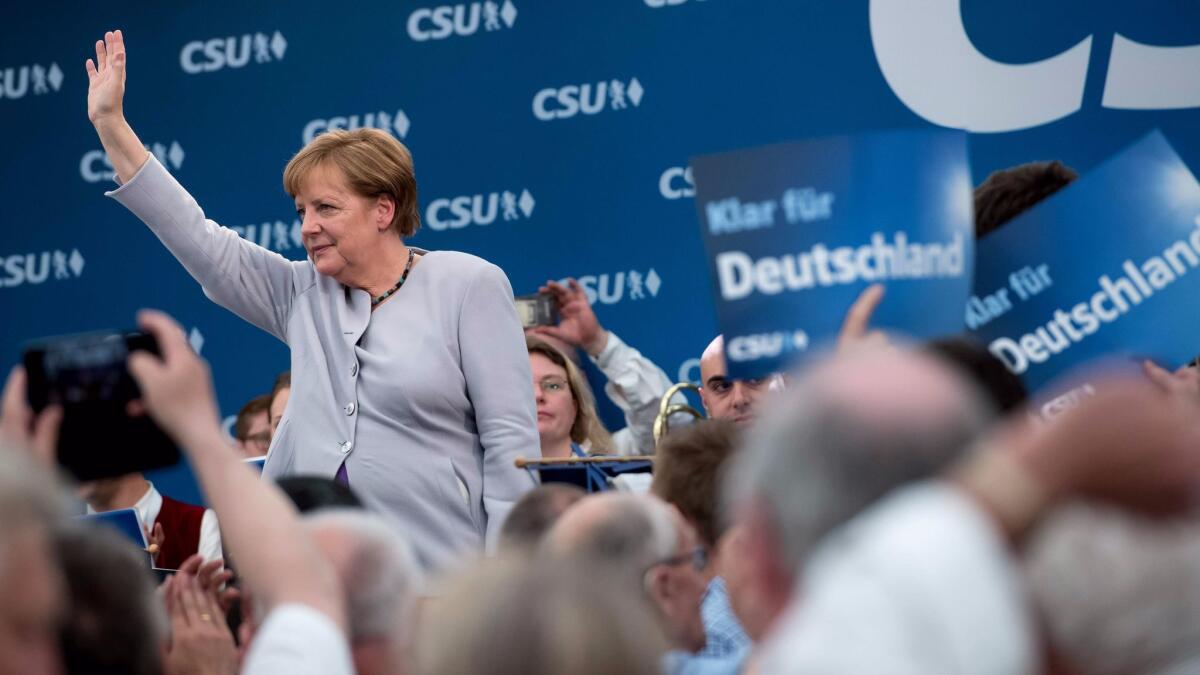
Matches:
[370,249,417,308]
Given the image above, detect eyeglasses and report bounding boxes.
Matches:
[647,546,707,574]
[537,377,569,394]
[241,431,272,449]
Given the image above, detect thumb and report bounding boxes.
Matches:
[31,405,62,468]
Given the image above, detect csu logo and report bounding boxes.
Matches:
[0,249,85,289]
[659,166,695,200]
[302,109,411,144]
[870,0,1200,132]
[560,269,663,305]
[0,63,63,101]
[81,142,184,183]
[426,190,535,230]
[407,2,518,42]
[181,31,287,74]
[533,78,645,121]
[726,331,809,363]
[231,220,302,255]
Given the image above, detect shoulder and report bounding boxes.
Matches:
[418,250,513,292]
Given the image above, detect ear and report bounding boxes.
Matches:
[374,195,397,233]
[698,387,712,415]
[645,566,672,607]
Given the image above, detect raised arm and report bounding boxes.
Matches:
[86,30,147,183]
[127,310,344,629]
[84,30,303,341]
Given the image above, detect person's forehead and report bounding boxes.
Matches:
[296,163,351,201]
[530,352,567,378]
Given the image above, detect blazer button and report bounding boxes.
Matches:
[339,441,353,454]
[350,363,359,377]
[344,402,356,416]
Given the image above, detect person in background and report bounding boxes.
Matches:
[527,336,614,458]
[80,471,222,569]
[234,394,272,458]
[498,484,585,551]
[268,372,290,438]
[530,279,680,455]
[697,336,776,426]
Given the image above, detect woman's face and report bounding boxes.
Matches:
[295,163,392,283]
[530,353,577,447]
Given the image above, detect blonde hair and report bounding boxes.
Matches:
[283,128,421,237]
[526,336,615,455]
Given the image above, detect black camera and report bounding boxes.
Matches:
[23,330,179,481]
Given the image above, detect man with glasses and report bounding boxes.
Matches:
[543,493,731,674]
[233,393,272,458]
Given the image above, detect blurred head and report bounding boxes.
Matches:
[973,160,1077,238]
[498,484,586,551]
[284,129,420,282]
[1026,504,1200,675]
[415,556,666,675]
[55,524,166,675]
[234,393,272,457]
[651,420,741,552]
[269,371,291,436]
[926,337,1028,415]
[543,493,708,652]
[723,348,993,634]
[0,446,66,675]
[305,509,421,675]
[526,337,613,457]
[699,336,773,425]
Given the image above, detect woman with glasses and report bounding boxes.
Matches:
[527,337,614,458]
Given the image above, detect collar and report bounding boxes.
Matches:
[85,481,162,529]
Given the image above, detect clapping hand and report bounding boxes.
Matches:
[162,570,238,675]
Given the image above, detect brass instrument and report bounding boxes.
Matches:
[652,382,705,445]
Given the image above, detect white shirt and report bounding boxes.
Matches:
[88,482,223,564]
[760,483,1037,675]
[590,332,686,455]
[242,604,353,675]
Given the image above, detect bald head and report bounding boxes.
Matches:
[698,335,773,425]
[725,347,994,576]
[543,494,679,588]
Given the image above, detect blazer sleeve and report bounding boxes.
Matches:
[105,155,304,342]
[457,262,539,541]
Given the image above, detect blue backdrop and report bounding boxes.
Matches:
[3,1,1198,502]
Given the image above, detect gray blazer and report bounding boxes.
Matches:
[109,156,539,570]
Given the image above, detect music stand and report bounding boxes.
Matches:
[515,456,654,493]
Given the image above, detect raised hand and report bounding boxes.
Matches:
[836,284,889,354]
[163,573,239,675]
[530,278,609,356]
[0,366,62,469]
[85,30,127,125]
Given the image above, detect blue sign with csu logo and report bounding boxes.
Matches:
[691,129,975,379]
[969,131,1200,392]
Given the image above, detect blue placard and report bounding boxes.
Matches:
[81,508,147,550]
[969,131,1200,392]
[691,129,975,378]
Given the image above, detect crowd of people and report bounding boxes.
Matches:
[0,28,1197,675]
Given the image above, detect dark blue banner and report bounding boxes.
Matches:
[691,129,974,378]
[970,130,1200,392]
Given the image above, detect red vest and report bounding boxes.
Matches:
[153,495,206,570]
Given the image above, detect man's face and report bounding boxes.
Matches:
[698,348,770,425]
[237,410,272,458]
[0,527,63,675]
[648,512,709,653]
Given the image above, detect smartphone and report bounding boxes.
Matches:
[515,292,560,328]
[23,330,180,482]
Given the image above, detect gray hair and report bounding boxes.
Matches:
[541,493,678,590]
[303,509,422,645]
[1025,504,1200,675]
[0,443,67,575]
[723,349,993,576]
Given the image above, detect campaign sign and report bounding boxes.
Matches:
[81,508,147,550]
[969,130,1200,393]
[691,129,974,379]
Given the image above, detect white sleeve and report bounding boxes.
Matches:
[589,332,677,455]
[759,483,1037,675]
[198,509,223,564]
[242,604,354,675]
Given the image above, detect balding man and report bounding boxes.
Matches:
[544,493,729,673]
[722,347,994,645]
[304,510,422,675]
[698,336,778,425]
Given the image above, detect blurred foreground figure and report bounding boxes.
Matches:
[415,556,666,675]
